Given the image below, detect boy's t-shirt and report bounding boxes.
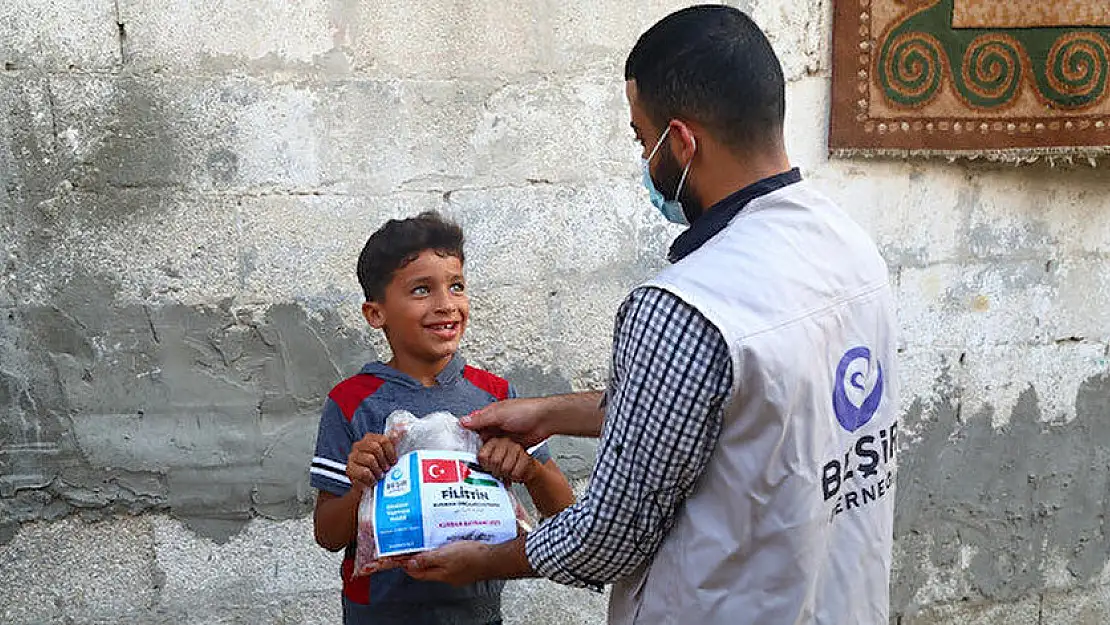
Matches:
[310,355,551,625]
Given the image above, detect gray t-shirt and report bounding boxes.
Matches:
[310,355,549,625]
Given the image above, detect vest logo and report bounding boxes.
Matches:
[832,346,884,432]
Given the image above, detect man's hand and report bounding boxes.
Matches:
[478,437,541,485]
[462,398,551,447]
[404,536,535,585]
[346,433,398,488]
[462,392,606,445]
[403,541,492,586]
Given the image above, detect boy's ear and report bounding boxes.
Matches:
[362,301,386,329]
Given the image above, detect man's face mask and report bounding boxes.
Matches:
[641,125,696,226]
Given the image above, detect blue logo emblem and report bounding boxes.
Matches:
[390,467,404,481]
[832,347,884,432]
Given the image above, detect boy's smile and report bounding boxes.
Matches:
[426,320,461,340]
[362,250,470,383]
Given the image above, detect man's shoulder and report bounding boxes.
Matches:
[460,365,511,401]
[327,373,388,421]
[618,285,693,320]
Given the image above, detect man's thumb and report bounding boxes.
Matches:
[460,410,490,431]
[405,551,438,573]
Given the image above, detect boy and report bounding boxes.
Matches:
[310,211,574,625]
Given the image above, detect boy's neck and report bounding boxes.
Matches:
[388,353,455,388]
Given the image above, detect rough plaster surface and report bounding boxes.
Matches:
[1,513,602,624]
[2,0,1109,623]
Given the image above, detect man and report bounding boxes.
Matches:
[405,6,898,624]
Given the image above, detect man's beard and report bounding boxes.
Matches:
[655,145,703,223]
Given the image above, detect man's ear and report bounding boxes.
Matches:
[362,301,386,329]
[668,119,698,164]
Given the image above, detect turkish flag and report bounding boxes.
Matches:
[422,459,460,483]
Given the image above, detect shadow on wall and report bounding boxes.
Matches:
[893,363,1110,615]
[0,270,374,545]
[0,73,379,544]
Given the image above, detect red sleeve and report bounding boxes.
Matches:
[327,375,385,421]
[463,366,511,401]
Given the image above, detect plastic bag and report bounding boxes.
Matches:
[352,410,535,577]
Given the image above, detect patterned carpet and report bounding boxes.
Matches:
[831,0,1110,158]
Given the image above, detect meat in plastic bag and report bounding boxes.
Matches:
[352,410,537,577]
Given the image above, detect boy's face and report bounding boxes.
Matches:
[362,250,469,366]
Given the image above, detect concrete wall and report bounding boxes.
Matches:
[1,1,1108,623]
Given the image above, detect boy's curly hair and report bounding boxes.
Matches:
[356,212,465,302]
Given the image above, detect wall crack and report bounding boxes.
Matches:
[114,0,128,65]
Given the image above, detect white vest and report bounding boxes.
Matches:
[609,181,898,625]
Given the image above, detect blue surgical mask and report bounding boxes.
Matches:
[641,126,695,226]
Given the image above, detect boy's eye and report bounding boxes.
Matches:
[412,286,430,296]
[451,282,466,294]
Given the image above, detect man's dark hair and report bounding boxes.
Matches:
[625,5,785,151]
[357,211,465,302]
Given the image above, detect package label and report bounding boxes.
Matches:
[373,450,517,557]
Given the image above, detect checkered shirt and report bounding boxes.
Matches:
[525,286,733,587]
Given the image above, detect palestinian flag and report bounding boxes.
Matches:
[461,462,499,487]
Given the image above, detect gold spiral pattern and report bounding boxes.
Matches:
[881,32,945,106]
[1046,33,1109,104]
[960,35,1023,104]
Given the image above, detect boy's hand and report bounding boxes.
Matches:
[347,433,398,488]
[478,437,540,485]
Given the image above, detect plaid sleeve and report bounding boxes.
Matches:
[310,397,356,496]
[524,287,732,587]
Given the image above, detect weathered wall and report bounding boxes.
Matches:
[1,1,1108,623]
